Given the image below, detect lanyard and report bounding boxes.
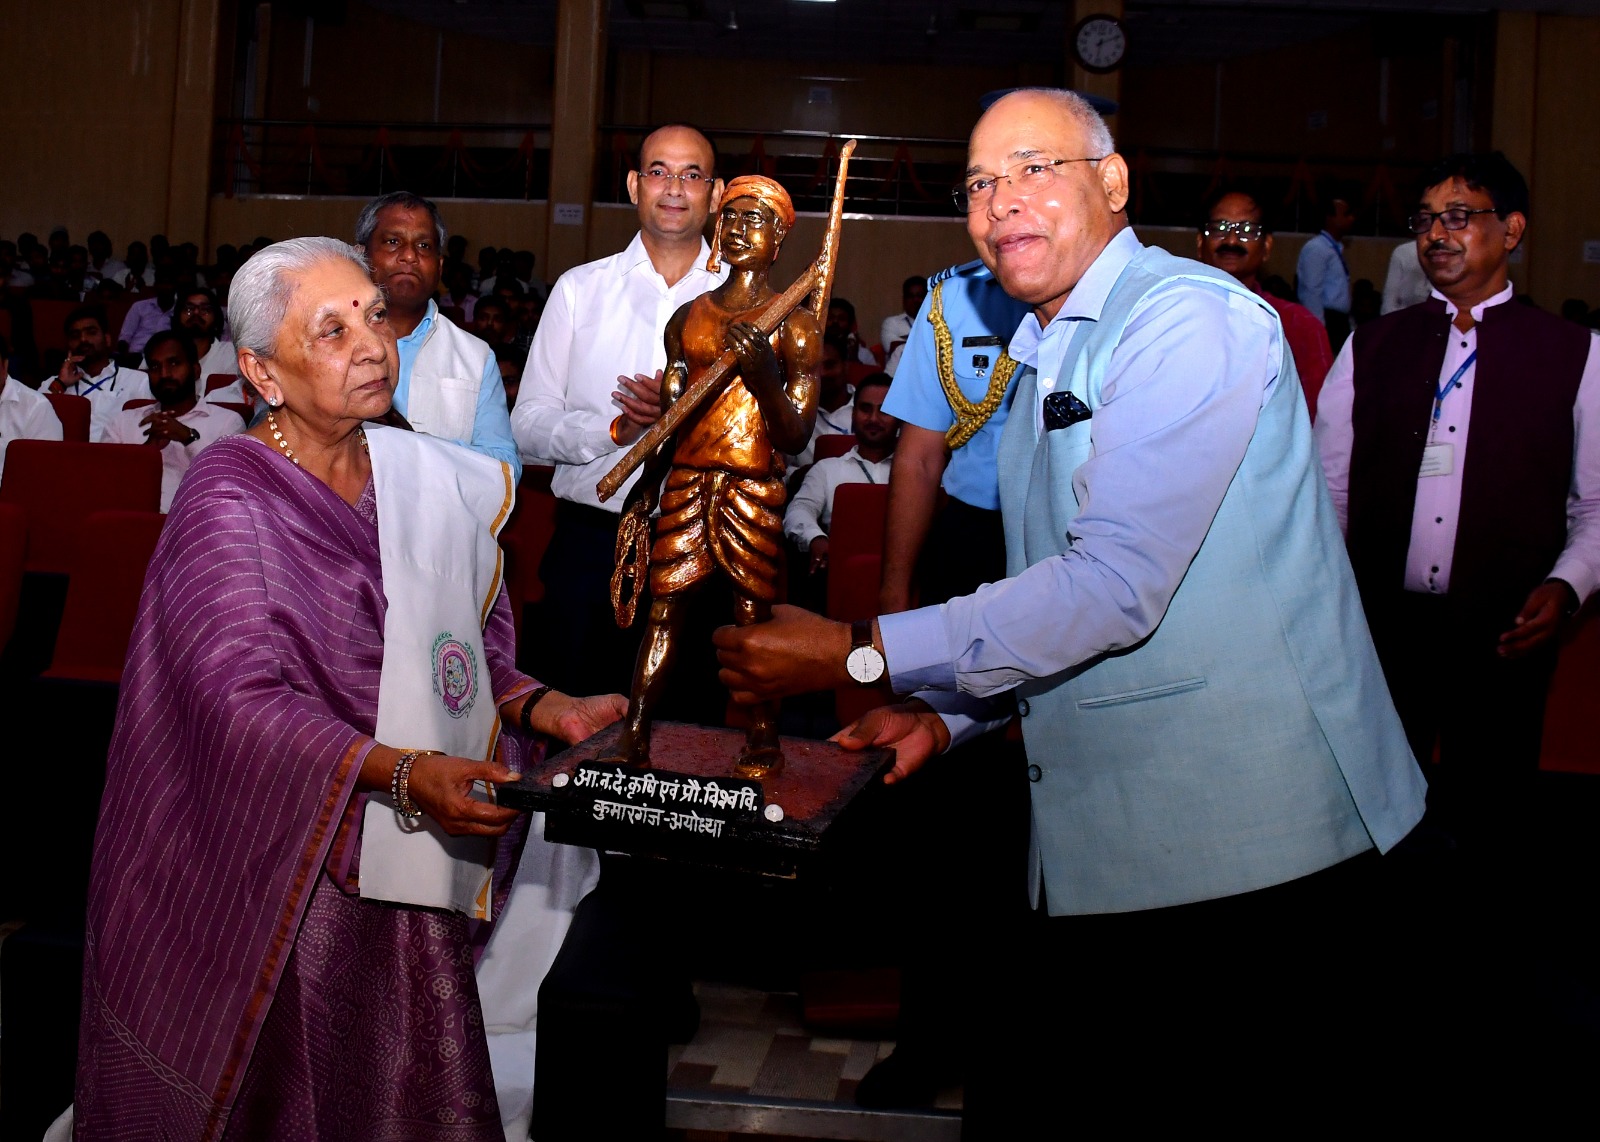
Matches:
[80,368,115,395]
[1432,350,1475,424]
[1322,232,1349,276]
[852,457,878,485]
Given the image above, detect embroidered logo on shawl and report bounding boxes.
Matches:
[431,632,479,719]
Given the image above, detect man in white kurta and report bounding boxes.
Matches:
[102,332,242,510]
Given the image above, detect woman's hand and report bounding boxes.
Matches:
[527,691,629,746]
[404,754,523,837]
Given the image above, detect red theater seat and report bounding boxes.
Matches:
[825,482,892,726]
[0,502,26,650]
[204,373,241,398]
[43,511,166,684]
[44,393,91,442]
[812,433,855,463]
[0,441,163,574]
[1540,607,1600,775]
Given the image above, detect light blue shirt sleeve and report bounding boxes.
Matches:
[471,352,522,481]
[1295,236,1350,321]
[880,283,1280,701]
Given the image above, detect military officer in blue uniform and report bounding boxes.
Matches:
[879,258,1033,613]
[850,258,1032,1110]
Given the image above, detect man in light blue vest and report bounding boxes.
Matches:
[716,88,1427,1119]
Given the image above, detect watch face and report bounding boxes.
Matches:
[1074,16,1127,72]
[846,645,886,685]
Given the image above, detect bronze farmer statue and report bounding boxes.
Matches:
[606,176,822,778]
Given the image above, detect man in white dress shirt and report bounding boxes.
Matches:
[788,333,857,469]
[879,275,928,366]
[103,331,242,511]
[47,305,152,441]
[510,122,726,696]
[784,373,898,584]
[0,333,64,479]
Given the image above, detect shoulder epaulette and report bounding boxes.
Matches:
[928,258,988,287]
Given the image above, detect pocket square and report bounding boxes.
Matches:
[1043,391,1093,431]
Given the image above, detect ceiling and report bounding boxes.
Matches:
[362,0,1600,67]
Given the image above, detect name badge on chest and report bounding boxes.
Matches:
[1419,443,1454,478]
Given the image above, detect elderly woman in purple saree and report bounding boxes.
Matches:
[74,238,623,1141]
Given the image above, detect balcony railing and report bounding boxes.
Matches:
[215,118,1430,235]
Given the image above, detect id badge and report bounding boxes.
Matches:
[1419,442,1454,477]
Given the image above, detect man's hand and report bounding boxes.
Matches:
[140,410,192,449]
[832,700,951,785]
[51,355,85,392]
[808,535,830,575]
[610,369,664,446]
[1498,579,1577,659]
[714,603,853,703]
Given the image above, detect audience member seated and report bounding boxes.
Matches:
[493,342,526,411]
[116,264,181,353]
[1195,186,1333,415]
[31,253,78,301]
[114,240,155,292]
[880,274,928,374]
[0,333,65,479]
[357,191,520,475]
[441,260,478,323]
[825,297,880,365]
[85,231,125,292]
[472,295,517,346]
[788,332,856,468]
[103,331,243,511]
[1,240,32,290]
[173,286,242,399]
[783,373,898,610]
[47,304,152,441]
[475,244,497,291]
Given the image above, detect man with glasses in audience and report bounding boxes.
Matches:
[1196,186,1332,415]
[1316,152,1600,874]
[173,286,244,402]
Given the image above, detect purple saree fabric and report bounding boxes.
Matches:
[77,435,532,1141]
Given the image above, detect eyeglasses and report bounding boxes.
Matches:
[1406,208,1499,235]
[179,302,216,315]
[953,156,1107,213]
[638,168,711,190]
[1201,220,1269,242]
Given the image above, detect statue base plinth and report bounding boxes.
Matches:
[497,721,892,877]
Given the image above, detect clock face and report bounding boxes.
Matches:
[1074,15,1127,73]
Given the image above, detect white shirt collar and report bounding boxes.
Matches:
[1008,227,1143,368]
[1431,282,1514,324]
[620,231,717,282]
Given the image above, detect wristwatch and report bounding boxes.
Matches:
[845,619,886,685]
[185,426,201,445]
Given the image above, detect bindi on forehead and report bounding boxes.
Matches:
[353,299,360,307]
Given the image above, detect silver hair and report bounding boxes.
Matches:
[354,191,448,250]
[1008,87,1116,159]
[228,237,370,360]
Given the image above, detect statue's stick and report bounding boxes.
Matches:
[595,139,859,504]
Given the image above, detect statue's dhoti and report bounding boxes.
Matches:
[650,467,785,603]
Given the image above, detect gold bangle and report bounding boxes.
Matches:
[609,415,627,446]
